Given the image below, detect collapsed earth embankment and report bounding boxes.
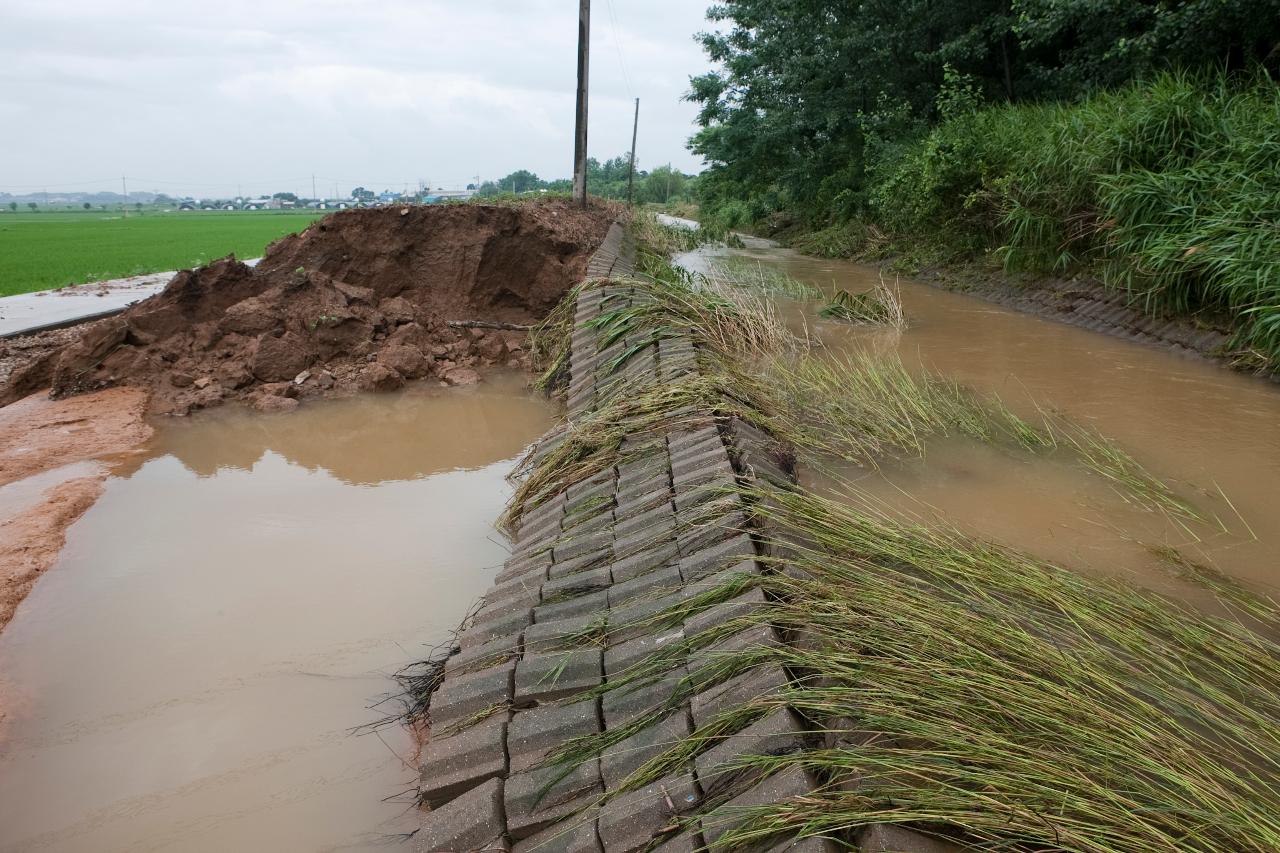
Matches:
[0,200,614,416]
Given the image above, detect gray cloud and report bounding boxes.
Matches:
[0,0,714,198]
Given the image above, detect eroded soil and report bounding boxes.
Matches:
[1,200,614,415]
[0,386,152,638]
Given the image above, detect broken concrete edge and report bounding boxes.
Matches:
[412,227,962,852]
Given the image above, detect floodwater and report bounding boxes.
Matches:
[0,373,555,853]
[686,246,1280,599]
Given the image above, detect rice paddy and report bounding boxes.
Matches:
[0,209,323,295]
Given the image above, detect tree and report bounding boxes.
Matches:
[8,202,17,212]
[642,165,689,205]
[273,192,298,202]
[83,202,91,210]
[351,186,375,202]
[27,202,37,211]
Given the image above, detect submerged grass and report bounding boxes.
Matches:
[818,276,906,330]
[705,256,822,300]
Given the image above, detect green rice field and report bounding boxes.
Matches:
[0,210,325,296]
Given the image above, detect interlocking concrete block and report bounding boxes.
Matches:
[761,835,841,853]
[613,501,677,540]
[446,633,522,677]
[672,458,736,494]
[673,476,739,513]
[616,473,672,505]
[598,774,701,853]
[556,530,616,564]
[488,569,547,607]
[549,546,614,580]
[516,649,603,704]
[508,698,601,773]
[611,541,679,584]
[464,607,534,647]
[537,588,610,623]
[525,612,605,653]
[506,757,604,840]
[700,765,817,849]
[608,589,687,644]
[675,507,751,557]
[415,776,506,853]
[420,713,509,806]
[615,487,676,523]
[858,825,964,853]
[691,665,790,729]
[604,627,686,677]
[687,625,780,681]
[694,708,806,795]
[680,561,761,602]
[600,711,692,789]
[498,552,552,585]
[544,566,614,601]
[648,829,706,853]
[618,457,670,492]
[563,507,616,535]
[668,426,722,455]
[685,588,767,638]
[603,670,686,728]
[670,446,732,480]
[568,472,616,503]
[511,809,603,853]
[612,520,677,563]
[430,660,516,731]
[607,565,683,609]
[678,535,757,583]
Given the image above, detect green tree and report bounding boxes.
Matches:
[27,202,37,211]
[82,202,91,210]
[273,192,297,202]
[9,201,18,212]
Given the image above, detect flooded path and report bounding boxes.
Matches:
[0,373,555,852]
[686,246,1280,599]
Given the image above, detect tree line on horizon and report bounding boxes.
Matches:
[476,155,694,205]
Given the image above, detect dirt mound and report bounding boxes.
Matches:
[15,200,612,415]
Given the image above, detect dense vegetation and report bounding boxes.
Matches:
[0,210,322,295]
[688,0,1280,367]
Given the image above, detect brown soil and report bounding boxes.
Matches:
[0,386,152,644]
[1,200,614,416]
[1,477,104,631]
[0,386,152,487]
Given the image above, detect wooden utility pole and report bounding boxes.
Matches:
[626,98,640,208]
[572,0,591,207]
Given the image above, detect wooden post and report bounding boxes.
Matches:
[626,97,639,208]
[572,0,591,207]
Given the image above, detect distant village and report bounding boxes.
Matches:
[0,186,482,212]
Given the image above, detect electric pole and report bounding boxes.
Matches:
[312,174,317,201]
[572,0,591,207]
[626,97,640,208]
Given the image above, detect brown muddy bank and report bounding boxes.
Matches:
[0,387,152,636]
[0,200,615,416]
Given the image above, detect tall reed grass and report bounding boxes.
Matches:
[869,71,1280,369]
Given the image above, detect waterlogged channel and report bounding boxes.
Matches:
[0,373,555,853]
[683,245,1280,601]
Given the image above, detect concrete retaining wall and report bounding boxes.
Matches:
[414,224,952,853]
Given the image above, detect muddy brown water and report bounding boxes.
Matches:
[684,246,1280,601]
[0,373,555,852]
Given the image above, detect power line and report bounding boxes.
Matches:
[603,0,634,99]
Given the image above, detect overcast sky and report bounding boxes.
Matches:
[0,0,717,199]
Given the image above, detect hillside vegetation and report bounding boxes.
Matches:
[687,0,1280,369]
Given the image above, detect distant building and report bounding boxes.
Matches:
[420,187,476,204]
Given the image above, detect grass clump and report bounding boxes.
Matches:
[705,256,821,300]
[818,276,906,329]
